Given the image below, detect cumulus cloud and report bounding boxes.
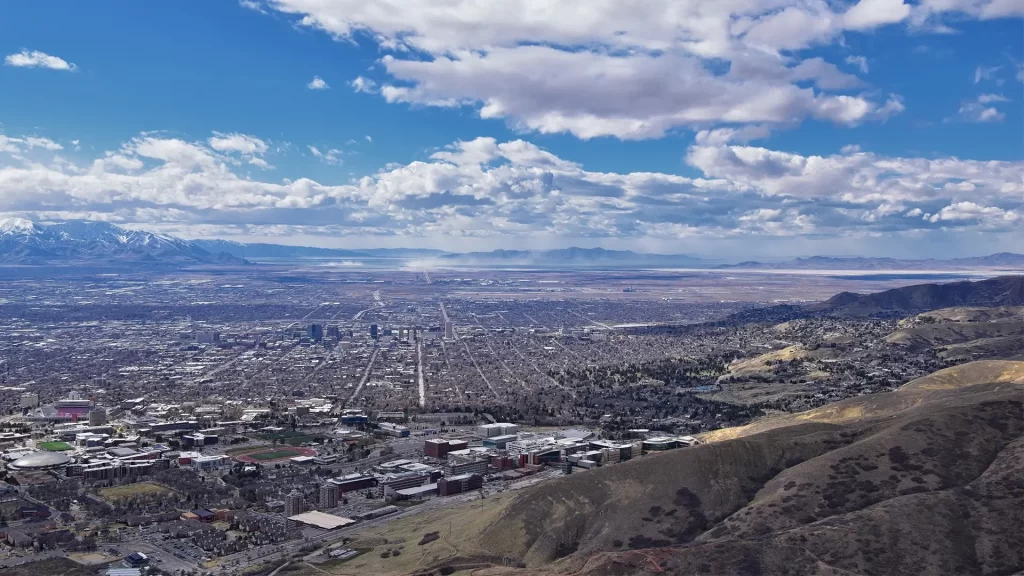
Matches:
[4,49,76,71]
[0,134,63,154]
[255,0,1024,139]
[209,133,268,155]
[845,55,870,74]
[977,93,1009,103]
[928,201,1020,225]
[308,145,343,165]
[307,75,329,90]
[351,76,377,93]
[973,65,1002,84]
[842,0,911,30]
[955,95,1008,122]
[207,132,271,168]
[0,128,1020,253]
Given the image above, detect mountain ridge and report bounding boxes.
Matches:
[0,219,247,267]
[720,253,1024,270]
[3,219,1023,270]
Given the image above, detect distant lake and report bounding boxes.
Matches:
[825,273,976,281]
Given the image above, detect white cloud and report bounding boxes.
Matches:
[207,132,271,168]
[0,134,63,154]
[845,55,870,74]
[842,0,911,30]
[239,0,267,13]
[208,133,268,155]
[956,95,1008,122]
[365,135,372,143]
[0,128,1020,253]
[977,93,1009,103]
[694,125,773,146]
[257,0,1006,139]
[4,49,76,71]
[351,76,377,93]
[308,145,342,165]
[928,201,1020,225]
[973,65,1002,84]
[307,75,330,90]
[685,142,1023,208]
[789,57,865,90]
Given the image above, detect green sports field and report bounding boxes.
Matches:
[39,441,73,451]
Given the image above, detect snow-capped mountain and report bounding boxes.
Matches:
[0,219,248,266]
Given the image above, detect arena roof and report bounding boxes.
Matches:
[9,451,72,469]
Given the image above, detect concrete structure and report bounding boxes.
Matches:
[284,489,305,516]
[88,408,107,426]
[445,452,489,477]
[438,473,483,496]
[320,483,340,509]
[329,473,376,492]
[482,434,517,449]
[307,323,323,342]
[190,454,228,471]
[393,483,437,500]
[19,392,38,408]
[195,331,220,344]
[444,321,454,340]
[478,423,518,438]
[339,409,368,426]
[424,438,468,459]
[378,422,410,437]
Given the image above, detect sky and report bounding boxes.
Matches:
[0,0,1021,260]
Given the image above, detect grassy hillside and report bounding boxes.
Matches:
[310,360,1023,576]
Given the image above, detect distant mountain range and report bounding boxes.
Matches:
[720,253,1024,270]
[0,218,246,267]
[2,218,1023,270]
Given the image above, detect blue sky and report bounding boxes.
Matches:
[0,0,1021,259]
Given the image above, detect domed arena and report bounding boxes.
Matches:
[7,451,72,471]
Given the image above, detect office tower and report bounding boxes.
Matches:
[319,483,339,509]
[284,489,304,516]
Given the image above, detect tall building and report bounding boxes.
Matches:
[20,392,39,408]
[444,321,454,340]
[88,408,107,426]
[307,323,323,342]
[370,324,378,340]
[195,331,220,344]
[284,489,305,516]
[319,483,340,509]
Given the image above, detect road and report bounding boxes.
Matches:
[347,345,380,403]
[416,339,426,407]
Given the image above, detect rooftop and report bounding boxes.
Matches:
[287,510,356,530]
